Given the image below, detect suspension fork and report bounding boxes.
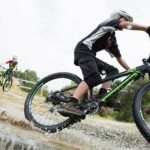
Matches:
[3,76,7,86]
[1,74,5,85]
[1,72,9,85]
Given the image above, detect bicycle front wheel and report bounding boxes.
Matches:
[133,81,150,142]
[3,77,13,92]
[24,72,86,133]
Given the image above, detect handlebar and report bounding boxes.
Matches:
[0,66,7,70]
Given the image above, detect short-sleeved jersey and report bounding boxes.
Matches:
[6,60,18,71]
[75,18,122,63]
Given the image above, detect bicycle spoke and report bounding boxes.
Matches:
[30,77,78,126]
[141,90,150,127]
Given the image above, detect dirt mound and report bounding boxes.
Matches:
[0,109,30,128]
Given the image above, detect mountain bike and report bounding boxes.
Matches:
[24,57,150,143]
[0,66,13,92]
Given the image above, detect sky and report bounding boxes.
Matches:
[0,0,150,79]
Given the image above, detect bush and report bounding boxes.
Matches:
[114,77,149,122]
[97,76,149,122]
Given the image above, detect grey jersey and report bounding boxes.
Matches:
[74,18,122,65]
[80,18,121,56]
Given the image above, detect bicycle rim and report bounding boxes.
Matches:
[133,81,150,142]
[24,72,85,133]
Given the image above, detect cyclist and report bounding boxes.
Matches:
[60,10,150,116]
[5,55,18,77]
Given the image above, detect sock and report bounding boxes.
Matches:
[98,88,107,98]
[70,97,79,103]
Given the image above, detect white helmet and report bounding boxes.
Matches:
[12,55,18,61]
[110,10,133,22]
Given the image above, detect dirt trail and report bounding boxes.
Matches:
[0,89,150,150]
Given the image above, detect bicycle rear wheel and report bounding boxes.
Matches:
[133,81,150,142]
[24,72,86,133]
[3,77,13,92]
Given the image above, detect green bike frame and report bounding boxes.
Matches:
[100,66,147,103]
[0,67,13,92]
[0,70,7,86]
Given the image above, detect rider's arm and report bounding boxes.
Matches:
[5,60,12,64]
[14,65,18,71]
[119,21,148,31]
[116,57,130,70]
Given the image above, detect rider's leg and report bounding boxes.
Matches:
[98,81,112,98]
[59,58,102,116]
[72,58,119,101]
[73,80,112,100]
[59,81,89,116]
[72,78,112,101]
[101,81,112,89]
[95,58,119,99]
[73,81,89,100]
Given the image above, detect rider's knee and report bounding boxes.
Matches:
[106,67,119,77]
[84,72,102,88]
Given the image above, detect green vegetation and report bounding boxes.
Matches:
[98,76,149,122]
[15,69,39,83]
[15,70,39,91]
[15,69,49,95]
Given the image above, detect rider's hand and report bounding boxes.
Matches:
[146,26,150,37]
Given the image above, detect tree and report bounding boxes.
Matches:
[15,69,39,82]
[115,76,149,122]
[98,76,150,122]
[15,69,39,91]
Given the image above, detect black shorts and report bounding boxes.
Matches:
[79,57,119,80]
[74,43,96,66]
